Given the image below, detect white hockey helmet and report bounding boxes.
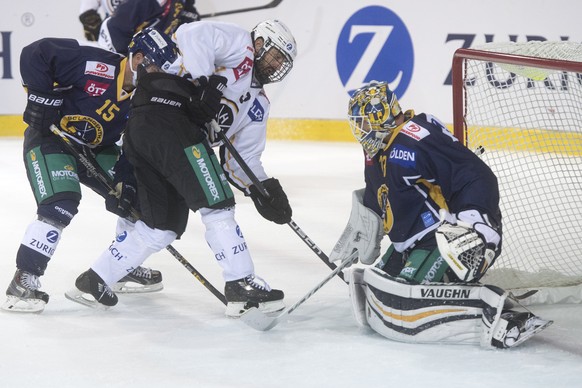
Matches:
[251,20,297,84]
[348,81,402,158]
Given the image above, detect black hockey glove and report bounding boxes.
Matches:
[188,75,227,126]
[79,9,103,41]
[105,154,138,218]
[249,178,292,225]
[23,89,63,136]
[179,0,201,23]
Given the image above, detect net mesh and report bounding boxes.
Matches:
[457,41,582,294]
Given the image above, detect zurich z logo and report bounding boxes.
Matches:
[248,99,265,122]
[46,230,59,243]
[336,6,414,98]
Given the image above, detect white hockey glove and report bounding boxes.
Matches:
[330,189,384,265]
[435,209,501,282]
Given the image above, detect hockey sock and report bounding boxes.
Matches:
[16,219,63,276]
[201,207,254,281]
[91,220,176,285]
[115,217,136,236]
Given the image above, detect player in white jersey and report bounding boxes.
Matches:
[330,81,552,348]
[67,21,297,318]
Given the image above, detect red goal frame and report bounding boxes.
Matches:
[451,47,582,144]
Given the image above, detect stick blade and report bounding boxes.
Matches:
[240,307,282,331]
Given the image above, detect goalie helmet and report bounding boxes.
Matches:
[348,81,402,158]
[128,27,180,74]
[251,20,297,85]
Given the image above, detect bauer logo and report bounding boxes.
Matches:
[336,6,414,99]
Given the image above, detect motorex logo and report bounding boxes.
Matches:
[336,6,414,98]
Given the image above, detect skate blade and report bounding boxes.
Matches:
[64,288,110,310]
[1,296,46,313]
[225,300,285,318]
[111,281,163,294]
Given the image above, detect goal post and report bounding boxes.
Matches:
[451,41,582,304]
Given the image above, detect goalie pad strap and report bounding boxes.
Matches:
[347,268,368,327]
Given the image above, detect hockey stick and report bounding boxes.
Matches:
[49,124,227,305]
[200,0,283,18]
[209,120,347,283]
[240,250,358,331]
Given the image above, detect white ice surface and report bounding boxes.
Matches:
[1,138,581,387]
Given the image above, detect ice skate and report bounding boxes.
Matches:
[111,266,163,293]
[224,274,284,318]
[65,269,118,309]
[1,269,49,313]
[492,312,553,349]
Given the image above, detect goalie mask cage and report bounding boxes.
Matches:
[452,41,582,304]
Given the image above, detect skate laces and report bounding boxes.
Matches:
[98,282,115,298]
[19,271,42,291]
[131,266,152,279]
[245,275,272,292]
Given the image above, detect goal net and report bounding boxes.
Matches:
[451,41,582,304]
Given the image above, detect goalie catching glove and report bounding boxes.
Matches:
[249,178,292,224]
[435,209,501,282]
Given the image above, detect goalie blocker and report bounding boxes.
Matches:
[348,267,552,349]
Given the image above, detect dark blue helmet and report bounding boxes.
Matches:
[128,27,179,72]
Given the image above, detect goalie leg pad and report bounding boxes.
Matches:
[363,268,483,345]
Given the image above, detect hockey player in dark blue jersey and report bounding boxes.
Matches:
[330,81,552,348]
[2,29,180,313]
[98,0,200,54]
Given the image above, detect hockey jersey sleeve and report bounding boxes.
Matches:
[413,114,500,220]
[173,21,254,84]
[99,0,164,54]
[220,103,270,193]
[20,38,86,92]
